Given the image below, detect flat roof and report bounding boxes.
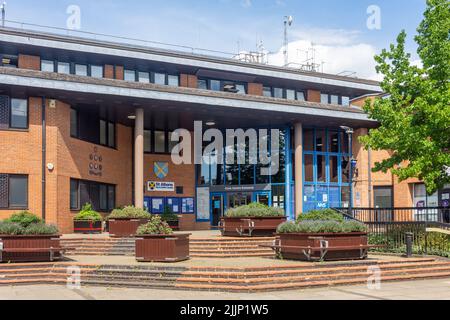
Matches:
[0,26,382,93]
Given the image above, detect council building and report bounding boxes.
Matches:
[0,27,448,233]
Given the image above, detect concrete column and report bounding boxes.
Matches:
[134,108,144,209]
[294,123,303,217]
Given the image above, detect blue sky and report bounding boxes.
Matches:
[5,0,427,79]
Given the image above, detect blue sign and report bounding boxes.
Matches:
[154,162,169,179]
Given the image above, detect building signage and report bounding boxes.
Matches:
[154,162,169,179]
[196,187,210,220]
[89,146,103,177]
[209,184,271,193]
[147,181,175,192]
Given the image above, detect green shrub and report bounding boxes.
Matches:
[0,221,59,235]
[136,215,173,235]
[5,211,42,228]
[160,206,179,222]
[74,204,103,222]
[225,203,285,218]
[277,220,367,234]
[297,209,345,222]
[109,206,151,219]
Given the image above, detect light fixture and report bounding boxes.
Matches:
[205,121,216,126]
[340,126,354,134]
[128,115,136,120]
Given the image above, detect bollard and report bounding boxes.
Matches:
[405,232,413,258]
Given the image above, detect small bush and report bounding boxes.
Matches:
[297,209,345,222]
[160,206,179,222]
[74,204,103,222]
[5,211,42,228]
[109,206,151,219]
[0,221,59,235]
[136,215,173,235]
[277,220,367,234]
[225,203,285,218]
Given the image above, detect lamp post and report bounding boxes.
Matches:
[341,126,355,216]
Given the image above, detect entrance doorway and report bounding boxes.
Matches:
[439,188,450,223]
[255,191,271,206]
[211,193,224,227]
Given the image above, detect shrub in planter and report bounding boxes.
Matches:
[0,214,60,263]
[160,206,180,230]
[73,204,103,234]
[297,209,345,223]
[5,211,42,228]
[108,206,151,237]
[135,216,190,262]
[276,209,368,261]
[221,203,287,237]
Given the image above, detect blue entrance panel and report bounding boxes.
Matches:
[303,185,316,212]
[316,185,328,209]
[329,186,340,208]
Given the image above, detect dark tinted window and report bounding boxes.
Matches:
[10,99,28,129]
[8,175,28,208]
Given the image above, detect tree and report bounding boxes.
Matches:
[360,0,450,194]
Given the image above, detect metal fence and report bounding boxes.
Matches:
[335,207,450,224]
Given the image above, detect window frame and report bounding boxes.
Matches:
[9,98,29,130]
[70,178,116,212]
[0,174,28,210]
[90,64,104,78]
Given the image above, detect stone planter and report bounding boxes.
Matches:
[220,216,287,237]
[135,234,190,262]
[0,234,62,263]
[277,232,369,261]
[73,220,103,234]
[108,219,150,238]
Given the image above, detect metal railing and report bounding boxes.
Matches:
[334,207,450,224]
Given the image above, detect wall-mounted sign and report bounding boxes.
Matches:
[147,181,175,192]
[89,146,103,177]
[196,187,210,220]
[154,162,169,179]
[209,184,271,193]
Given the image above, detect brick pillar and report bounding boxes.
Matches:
[307,89,321,103]
[18,54,41,70]
[294,122,303,217]
[248,83,263,96]
[115,66,124,80]
[180,74,198,88]
[134,108,144,209]
[104,65,115,79]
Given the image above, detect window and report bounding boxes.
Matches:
[154,131,166,153]
[286,89,296,100]
[10,98,28,129]
[70,179,115,211]
[263,87,272,97]
[154,73,166,85]
[330,95,339,105]
[75,64,88,76]
[41,60,55,72]
[330,156,338,183]
[198,79,208,90]
[374,186,393,208]
[329,131,339,153]
[303,129,314,151]
[57,62,71,74]
[144,130,151,153]
[0,174,28,209]
[168,132,179,153]
[168,75,179,87]
[70,109,79,137]
[342,96,350,106]
[320,93,329,104]
[317,155,326,182]
[296,91,306,101]
[210,80,221,91]
[315,130,326,152]
[124,70,136,82]
[235,84,246,95]
[138,72,150,83]
[90,65,103,78]
[99,119,115,148]
[1,54,18,68]
[304,154,314,182]
[273,88,283,98]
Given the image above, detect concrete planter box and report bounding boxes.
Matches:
[135,234,190,262]
[73,220,103,234]
[108,219,150,238]
[0,234,62,263]
[220,216,287,237]
[277,232,369,261]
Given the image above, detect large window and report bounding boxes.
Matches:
[197,78,247,94]
[124,70,136,82]
[374,186,393,208]
[0,174,28,209]
[70,179,115,211]
[70,106,116,148]
[90,65,104,78]
[57,62,71,74]
[0,96,28,130]
[75,64,88,76]
[41,60,55,72]
[143,130,180,154]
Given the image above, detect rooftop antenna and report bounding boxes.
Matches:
[1,2,6,27]
[283,15,293,67]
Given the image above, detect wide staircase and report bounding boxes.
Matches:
[2,258,450,292]
[61,237,276,258]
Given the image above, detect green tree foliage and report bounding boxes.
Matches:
[360,0,450,194]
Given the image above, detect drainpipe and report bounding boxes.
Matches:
[41,97,46,222]
[368,147,373,208]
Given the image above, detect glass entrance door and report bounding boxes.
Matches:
[255,191,271,206]
[211,194,224,227]
[439,188,450,223]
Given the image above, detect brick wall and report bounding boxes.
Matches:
[247,83,263,96]
[180,74,198,88]
[115,66,124,80]
[307,89,321,103]
[104,65,115,79]
[18,54,41,71]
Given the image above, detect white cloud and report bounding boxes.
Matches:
[265,27,381,81]
[241,0,252,8]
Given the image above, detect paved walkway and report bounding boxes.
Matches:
[1,278,450,300]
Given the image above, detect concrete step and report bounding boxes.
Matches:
[190,252,275,258]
